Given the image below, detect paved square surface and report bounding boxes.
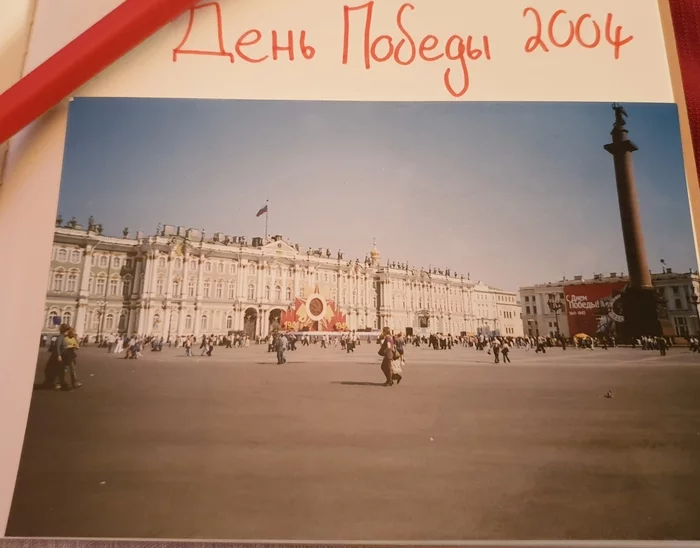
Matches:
[6,343,700,541]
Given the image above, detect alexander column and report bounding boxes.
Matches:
[604,104,662,340]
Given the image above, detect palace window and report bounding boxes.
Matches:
[216,281,223,299]
[205,261,212,272]
[228,282,236,299]
[156,277,164,296]
[52,272,64,292]
[70,250,81,263]
[201,315,208,330]
[91,313,100,330]
[248,264,255,275]
[185,315,193,330]
[126,259,133,269]
[275,286,281,300]
[217,262,224,274]
[118,312,128,331]
[229,264,236,275]
[265,286,271,300]
[60,310,72,326]
[99,255,108,268]
[226,316,233,330]
[248,284,255,300]
[66,273,78,292]
[174,258,182,269]
[190,260,197,271]
[173,280,181,297]
[324,273,328,282]
[286,287,292,300]
[203,279,211,298]
[159,257,166,268]
[188,278,196,297]
[151,314,160,331]
[277,267,282,278]
[105,313,115,331]
[57,248,68,262]
[113,257,121,269]
[109,279,119,296]
[46,310,59,328]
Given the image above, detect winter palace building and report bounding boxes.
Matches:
[43,220,523,340]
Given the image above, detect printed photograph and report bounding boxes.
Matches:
[6,98,700,540]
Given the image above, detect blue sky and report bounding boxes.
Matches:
[57,98,697,292]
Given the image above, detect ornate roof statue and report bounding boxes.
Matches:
[370,238,380,261]
[612,103,628,129]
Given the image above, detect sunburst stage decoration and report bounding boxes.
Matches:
[280,284,348,332]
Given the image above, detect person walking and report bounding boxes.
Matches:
[501,340,511,363]
[392,332,405,384]
[276,333,288,364]
[378,327,395,386]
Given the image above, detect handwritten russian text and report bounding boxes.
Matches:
[172,2,315,64]
[342,1,492,98]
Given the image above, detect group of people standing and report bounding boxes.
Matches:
[41,323,81,391]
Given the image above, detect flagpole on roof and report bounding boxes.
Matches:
[265,199,269,241]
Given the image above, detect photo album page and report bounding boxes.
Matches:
[1,0,699,542]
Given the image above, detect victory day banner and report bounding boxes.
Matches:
[563,281,627,337]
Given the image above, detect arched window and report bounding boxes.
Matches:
[91,312,100,330]
[185,315,193,330]
[188,278,196,297]
[248,264,255,275]
[203,279,211,298]
[123,277,132,297]
[118,312,127,331]
[66,272,78,292]
[285,287,292,300]
[105,313,115,331]
[174,258,182,269]
[216,280,223,299]
[190,260,197,271]
[173,279,181,296]
[264,286,271,300]
[217,262,224,273]
[332,289,337,302]
[276,267,282,278]
[275,286,281,300]
[248,284,255,300]
[226,315,233,329]
[58,248,68,262]
[201,315,208,330]
[156,277,164,296]
[228,282,236,299]
[151,313,160,331]
[52,271,64,292]
[70,250,81,263]
[46,310,59,328]
[109,278,119,296]
[99,255,108,268]
[229,264,236,275]
[158,257,166,268]
[205,261,212,272]
[113,257,121,269]
[96,276,106,295]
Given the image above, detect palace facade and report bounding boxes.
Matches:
[43,220,522,339]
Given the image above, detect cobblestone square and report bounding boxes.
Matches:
[7,344,700,541]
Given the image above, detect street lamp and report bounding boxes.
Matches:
[547,297,563,338]
[690,291,700,336]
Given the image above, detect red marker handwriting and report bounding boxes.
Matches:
[172,1,315,63]
[523,8,633,59]
[342,1,492,98]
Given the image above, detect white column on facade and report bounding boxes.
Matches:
[132,258,142,299]
[74,246,94,337]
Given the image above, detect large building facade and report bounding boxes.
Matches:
[520,270,700,339]
[43,221,522,339]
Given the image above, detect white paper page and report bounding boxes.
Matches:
[0,0,682,537]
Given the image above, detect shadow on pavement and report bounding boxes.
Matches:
[333,381,387,387]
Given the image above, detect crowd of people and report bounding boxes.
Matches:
[37,326,684,392]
